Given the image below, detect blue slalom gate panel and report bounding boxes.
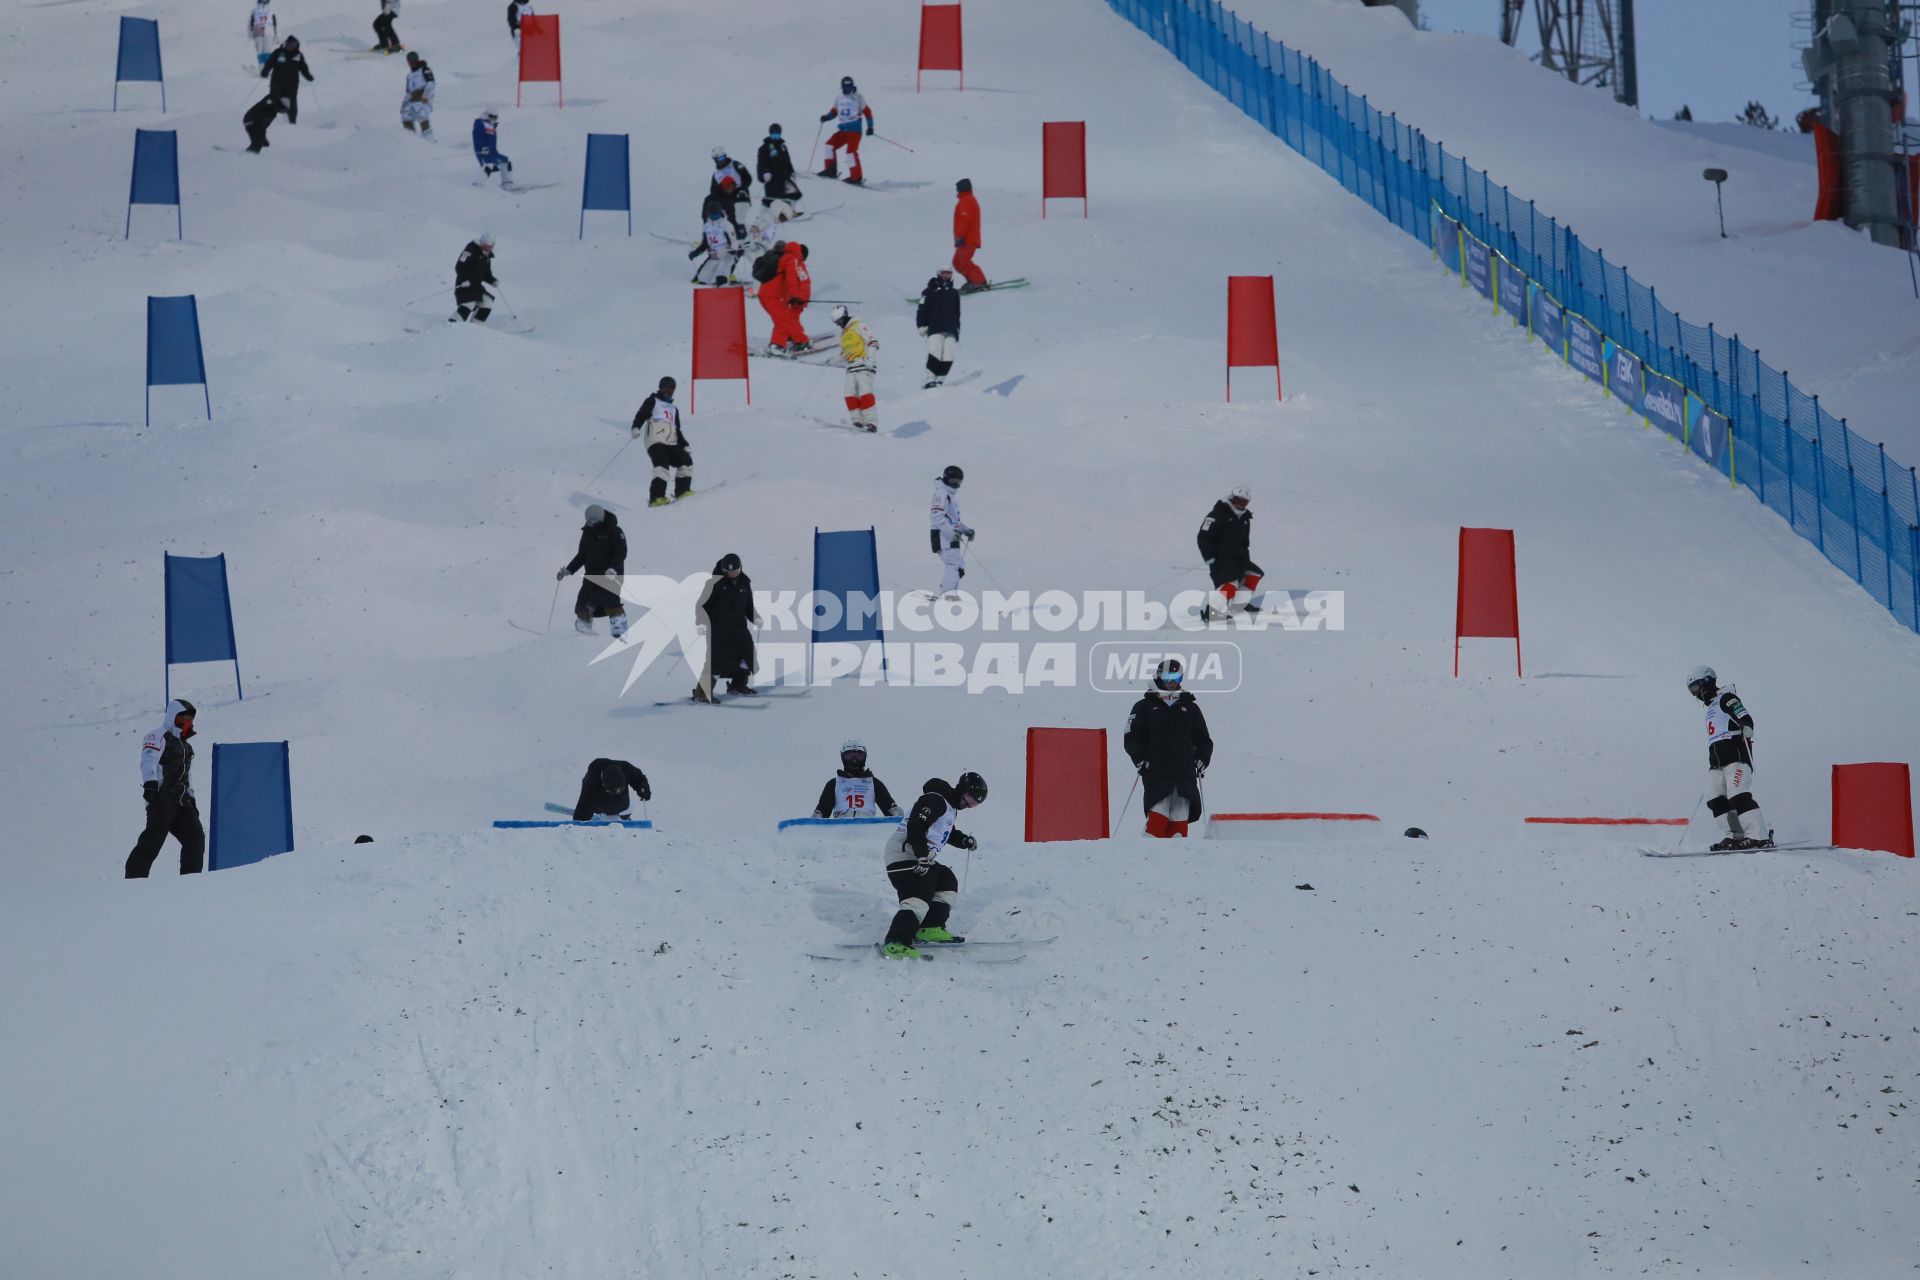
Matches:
[776,816,896,831]
[128,129,181,239]
[208,741,292,870]
[114,16,165,111]
[146,295,210,423]
[580,133,631,237]
[163,552,242,701]
[493,819,653,829]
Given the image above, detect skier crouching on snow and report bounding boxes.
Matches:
[571,758,650,821]
[556,504,628,637]
[880,772,988,956]
[453,233,496,322]
[126,699,205,877]
[1688,665,1772,850]
[1124,658,1213,837]
[1196,484,1262,621]
[813,738,904,819]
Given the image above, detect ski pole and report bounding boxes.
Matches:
[807,119,826,171]
[544,577,562,632]
[965,544,1003,591]
[1668,794,1706,852]
[403,286,449,307]
[808,298,866,305]
[584,437,630,488]
[1115,771,1140,833]
[961,842,972,892]
[869,133,915,153]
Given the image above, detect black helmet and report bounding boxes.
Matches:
[955,771,988,805]
[1153,657,1184,691]
[284,35,299,48]
[941,464,964,488]
[841,75,856,92]
[716,552,743,574]
[768,122,782,136]
[600,762,626,794]
[956,178,972,194]
[658,375,676,393]
[1403,827,1429,839]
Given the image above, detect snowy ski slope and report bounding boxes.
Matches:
[1,0,1917,1276]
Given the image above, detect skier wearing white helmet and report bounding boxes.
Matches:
[453,233,497,322]
[831,304,880,432]
[709,146,753,237]
[1196,484,1262,621]
[1686,665,1772,850]
[812,738,905,818]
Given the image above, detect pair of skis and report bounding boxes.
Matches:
[903,278,1029,303]
[1639,842,1837,858]
[806,936,1056,964]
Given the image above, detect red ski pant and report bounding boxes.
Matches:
[952,243,987,287]
[827,129,863,179]
[763,292,809,347]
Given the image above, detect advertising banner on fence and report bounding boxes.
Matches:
[1567,313,1604,385]
[1464,235,1491,301]
[1602,339,1643,414]
[1686,394,1732,477]
[1528,283,1564,358]
[1643,369,1685,441]
[1496,254,1526,326]
[1433,211,1462,276]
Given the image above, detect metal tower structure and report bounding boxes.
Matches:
[1501,0,1637,107]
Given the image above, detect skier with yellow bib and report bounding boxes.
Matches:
[830,304,879,433]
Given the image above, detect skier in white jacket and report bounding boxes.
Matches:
[929,464,974,598]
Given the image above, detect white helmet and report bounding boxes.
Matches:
[1686,664,1716,696]
[1229,484,1252,503]
[484,110,499,124]
[841,737,866,755]
[830,304,850,326]
[476,230,496,248]
[711,146,729,163]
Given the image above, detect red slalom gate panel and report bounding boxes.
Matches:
[1025,727,1109,843]
[918,4,964,91]
[1042,121,1087,218]
[1455,527,1520,677]
[1831,762,1915,857]
[518,13,562,106]
[689,287,749,412]
[1225,275,1280,401]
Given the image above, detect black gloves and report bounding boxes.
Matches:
[143,781,159,804]
[688,246,703,260]
[637,780,653,802]
[865,121,875,136]
[1135,760,1149,775]
[819,111,834,123]
[949,831,977,851]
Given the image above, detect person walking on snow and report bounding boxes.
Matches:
[1124,657,1213,838]
[709,148,753,237]
[372,0,403,54]
[249,1,277,67]
[507,0,531,49]
[400,51,434,137]
[929,464,975,598]
[571,758,649,821]
[831,305,880,432]
[453,233,496,322]
[555,504,629,636]
[765,241,813,354]
[879,773,988,957]
[915,268,961,388]
[1687,666,1773,850]
[632,376,695,506]
[756,124,803,222]
[688,208,742,285]
[260,37,313,123]
[242,93,282,153]
[952,179,989,291]
[126,699,205,877]
[816,75,873,184]
[693,553,758,702]
[472,110,515,187]
[1196,485,1263,621]
[813,739,904,819]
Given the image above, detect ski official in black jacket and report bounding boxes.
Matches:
[572,758,651,821]
[1123,659,1213,837]
[260,39,314,122]
[694,552,758,698]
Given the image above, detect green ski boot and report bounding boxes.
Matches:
[914,927,961,944]
[880,942,919,959]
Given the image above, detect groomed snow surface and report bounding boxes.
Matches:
[2,0,1918,1276]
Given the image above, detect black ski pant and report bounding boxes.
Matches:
[126,799,205,877]
[884,860,958,945]
[455,284,491,322]
[647,443,693,502]
[372,14,401,51]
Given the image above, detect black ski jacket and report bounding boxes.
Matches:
[572,758,650,820]
[1124,691,1213,816]
[1196,499,1253,565]
[900,778,973,858]
[260,49,313,97]
[455,242,497,290]
[564,512,626,577]
[757,137,795,188]
[916,277,961,338]
[698,562,758,679]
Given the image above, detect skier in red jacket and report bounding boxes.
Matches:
[765,241,813,352]
[951,178,988,292]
